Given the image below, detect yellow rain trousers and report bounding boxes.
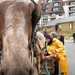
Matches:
[58,53,68,75]
[47,38,68,75]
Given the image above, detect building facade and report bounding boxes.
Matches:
[37,0,75,27]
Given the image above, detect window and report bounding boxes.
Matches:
[69,7,75,11]
[59,25,61,28]
[42,14,48,18]
[51,13,56,17]
[69,24,72,29]
[43,19,48,23]
[52,0,56,1]
[69,1,75,5]
[69,13,75,16]
[53,2,60,6]
[47,0,52,3]
[45,4,49,8]
[57,13,62,16]
[44,9,48,12]
[52,7,61,11]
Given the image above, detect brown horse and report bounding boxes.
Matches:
[0,0,41,75]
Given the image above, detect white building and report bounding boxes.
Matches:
[37,0,75,27]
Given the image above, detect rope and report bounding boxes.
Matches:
[39,60,50,75]
[45,61,50,75]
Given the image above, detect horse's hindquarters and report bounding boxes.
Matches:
[0,0,41,75]
[2,55,34,75]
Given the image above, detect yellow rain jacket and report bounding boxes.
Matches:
[47,38,68,75]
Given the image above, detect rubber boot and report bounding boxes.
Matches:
[61,72,68,75]
[61,73,64,75]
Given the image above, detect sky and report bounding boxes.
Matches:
[34,0,38,2]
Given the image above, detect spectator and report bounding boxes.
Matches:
[43,29,48,37]
[50,32,59,75]
[59,32,64,45]
[72,32,75,43]
[45,34,68,75]
[50,32,57,38]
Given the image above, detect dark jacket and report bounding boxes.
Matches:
[73,33,75,39]
[43,31,48,37]
[59,35,64,45]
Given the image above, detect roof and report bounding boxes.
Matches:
[44,16,75,27]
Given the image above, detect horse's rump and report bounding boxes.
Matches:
[0,0,41,75]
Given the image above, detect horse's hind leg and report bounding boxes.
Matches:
[1,72,4,75]
[0,71,4,75]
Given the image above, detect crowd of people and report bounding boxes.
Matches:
[45,32,68,75]
[36,28,68,75]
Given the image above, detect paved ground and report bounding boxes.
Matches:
[65,40,73,43]
[64,42,75,75]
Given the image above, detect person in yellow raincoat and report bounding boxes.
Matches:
[45,34,68,75]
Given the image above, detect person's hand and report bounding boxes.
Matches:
[41,55,45,60]
[51,50,56,54]
[50,54,55,57]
